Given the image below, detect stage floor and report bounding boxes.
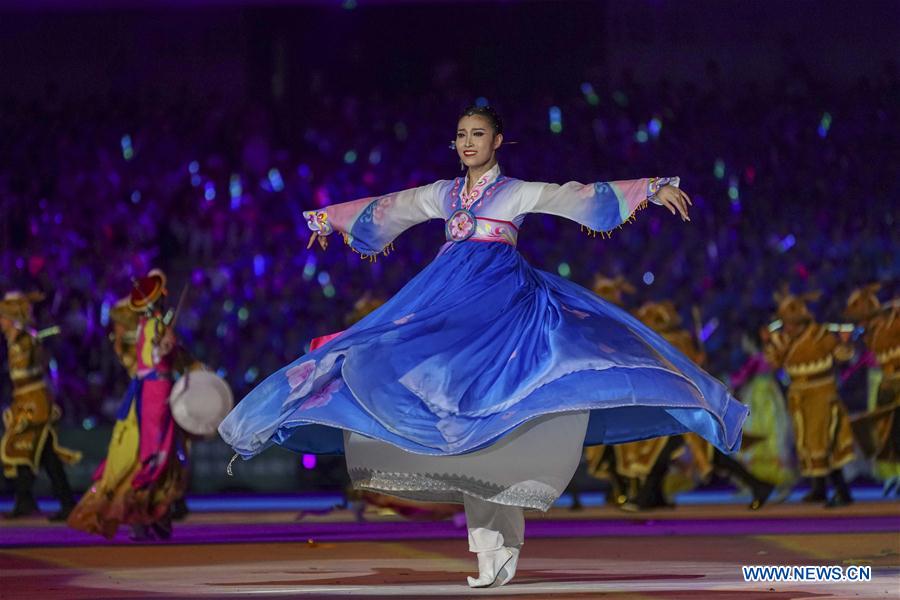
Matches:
[2,499,898,599]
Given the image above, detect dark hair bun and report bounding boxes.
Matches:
[459,105,503,135]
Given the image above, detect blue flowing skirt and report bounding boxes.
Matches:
[219,242,747,459]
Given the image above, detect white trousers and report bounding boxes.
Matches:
[464,494,525,553]
[345,411,590,511]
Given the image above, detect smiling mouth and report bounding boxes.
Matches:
[463,151,477,157]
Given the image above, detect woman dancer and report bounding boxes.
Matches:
[219,106,747,587]
[68,272,188,539]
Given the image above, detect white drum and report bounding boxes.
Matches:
[168,370,234,437]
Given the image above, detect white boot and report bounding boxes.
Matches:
[496,547,519,586]
[467,547,515,588]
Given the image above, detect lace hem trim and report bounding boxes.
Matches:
[348,467,559,511]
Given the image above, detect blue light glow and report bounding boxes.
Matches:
[818,112,832,138]
[549,106,562,134]
[714,159,725,180]
[121,135,134,161]
[302,255,317,281]
[728,175,739,201]
[268,168,284,192]
[580,82,599,106]
[230,174,243,210]
[778,234,797,252]
[699,318,719,342]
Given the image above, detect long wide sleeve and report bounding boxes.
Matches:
[521,177,679,234]
[303,183,445,257]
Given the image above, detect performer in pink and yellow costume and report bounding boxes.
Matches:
[68,271,187,539]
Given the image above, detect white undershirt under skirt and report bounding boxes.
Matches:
[344,410,589,511]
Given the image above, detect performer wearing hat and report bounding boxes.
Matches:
[623,301,774,511]
[844,284,899,492]
[68,271,188,539]
[1,291,79,520]
[764,289,855,507]
[614,301,697,510]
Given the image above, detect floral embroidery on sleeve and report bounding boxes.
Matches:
[285,360,317,405]
[304,211,333,235]
[299,380,343,410]
[367,194,397,226]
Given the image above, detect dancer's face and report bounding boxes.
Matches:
[783,320,805,337]
[456,115,503,170]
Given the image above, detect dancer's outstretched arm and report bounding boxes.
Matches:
[520,177,690,233]
[303,183,445,257]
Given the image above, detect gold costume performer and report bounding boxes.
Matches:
[613,301,686,509]
[621,301,773,510]
[0,291,80,520]
[845,284,899,489]
[764,290,855,507]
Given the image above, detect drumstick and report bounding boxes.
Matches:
[167,284,190,330]
[8,321,60,340]
[35,326,60,339]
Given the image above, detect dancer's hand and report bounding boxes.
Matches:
[307,231,329,251]
[158,329,176,356]
[656,185,691,222]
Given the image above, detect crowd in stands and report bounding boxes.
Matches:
[1,61,897,422]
